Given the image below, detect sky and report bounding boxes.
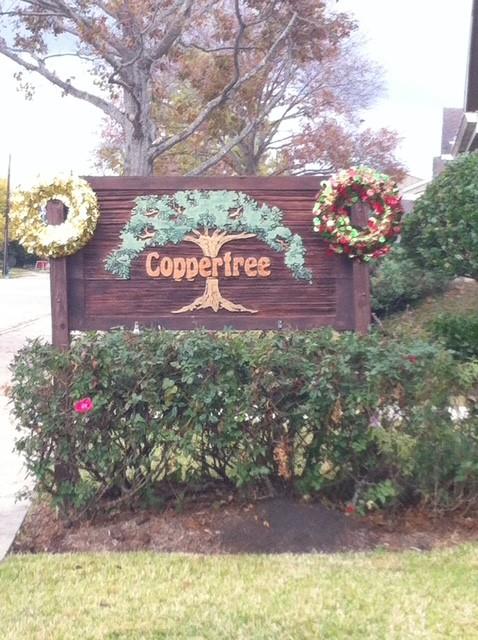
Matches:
[0,0,473,186]
[336,0,473,179]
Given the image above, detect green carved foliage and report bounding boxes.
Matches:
[105,190,311,281]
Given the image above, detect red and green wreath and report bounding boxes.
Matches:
[313,166,404,261]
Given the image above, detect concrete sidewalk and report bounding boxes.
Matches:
[0,395,31,559]
[0,272,50,559]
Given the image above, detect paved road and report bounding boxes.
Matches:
[0,272,51,559]
[0,272,51,386]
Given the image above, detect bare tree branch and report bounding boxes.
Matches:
[150,8,298,159]
[178,40,258,54]
[150,0,194,59]
[0,40,126,124]
[187,55,291,176]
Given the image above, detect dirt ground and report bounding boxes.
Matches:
[11,496,478,556]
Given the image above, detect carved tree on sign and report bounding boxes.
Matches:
[105,190,311,313]
[173,228,257,313]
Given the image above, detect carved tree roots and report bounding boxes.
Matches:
[173,277,257,314]
[172,229,258,314]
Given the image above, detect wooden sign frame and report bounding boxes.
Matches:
[47,176,370,348]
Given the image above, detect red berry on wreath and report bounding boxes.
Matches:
[385,195,401,207]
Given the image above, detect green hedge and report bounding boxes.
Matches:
[10,329,478,519]
[429,313,478,361]
[401,151,478,279]
[371,247,448,316]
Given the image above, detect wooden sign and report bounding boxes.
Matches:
[48,176,370,347]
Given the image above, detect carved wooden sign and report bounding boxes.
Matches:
[104,188,311,316]
[49,176,370,347]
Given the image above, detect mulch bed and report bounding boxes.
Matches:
[10,496,478,555]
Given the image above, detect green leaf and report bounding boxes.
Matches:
[162,378,176,390]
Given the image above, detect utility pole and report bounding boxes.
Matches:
[2,155,11,278]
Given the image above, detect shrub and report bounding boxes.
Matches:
[429,313,478,361]
[10,329,478,519]
[0,242,36,269]
[371,247,448,316]
[401,151,478,278]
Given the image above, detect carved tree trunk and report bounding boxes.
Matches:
[172,229,258,314]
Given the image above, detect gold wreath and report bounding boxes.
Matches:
[11,177,99,258]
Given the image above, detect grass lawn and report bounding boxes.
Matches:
[1,546,478,639]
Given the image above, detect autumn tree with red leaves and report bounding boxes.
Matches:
[94,11,405,180]
[0,0,364,176]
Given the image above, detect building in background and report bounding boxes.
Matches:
[398,175,429,213]
[433,0,478,177]
[432,107,464,177]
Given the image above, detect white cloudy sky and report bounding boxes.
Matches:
[337,0,472,178]
[0,0,473,186]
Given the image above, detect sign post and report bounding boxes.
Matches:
[351,203,372,334]
[47,200,70,349]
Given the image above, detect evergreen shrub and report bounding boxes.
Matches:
[10,329,478,518]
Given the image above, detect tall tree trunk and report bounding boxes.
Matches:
[123,72,154,176]
[243,156,259,175]
[124,130,154,175]
[227,139,260,175]
[241,132,260,175]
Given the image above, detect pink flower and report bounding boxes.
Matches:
[406,355,417,364]
[345,504,356,514]
[74,397,94,414]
